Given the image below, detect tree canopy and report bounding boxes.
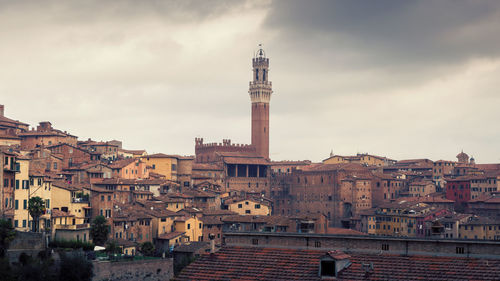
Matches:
[0,219,16,258]
[90,216,109,246]
[28,197,45,232]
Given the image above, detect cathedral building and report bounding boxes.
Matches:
[193,46,273,195]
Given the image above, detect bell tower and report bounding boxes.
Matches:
[249,45,273,159]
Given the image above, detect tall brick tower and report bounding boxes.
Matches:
[249,45,273,159]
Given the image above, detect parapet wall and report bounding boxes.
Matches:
[224,232,500,259]
[194,138,256,163]
[92,258,173,281]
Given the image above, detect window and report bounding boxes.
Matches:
[23,200,27,209]
[15,180,19,189]
[255,204,261,209]
[314,241,321,248]
[171,164,177,171]
[320,260,335,277]
[53,162,57,170]
[245,210,251,214]
[252,238,259,245]
[14,200,18,210]
[22,220,26,228]
[382,244,389,251]
[456,247,465,254]
[101,195,104,202]
[238,204,242,208]
[187,223,191,230]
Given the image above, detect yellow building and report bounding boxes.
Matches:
[51,181,90,224]
[174,216,203,242]
[459,217,500,240]
[141,153,193,183]
[26,172,53,231]
[141,153,180,181]
[227,197,271,216]
[143,206,181,239]
[361,202,425,237]
[156,196,186,212]
[13,156,30,231]
[50,209,89,242]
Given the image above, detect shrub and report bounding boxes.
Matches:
[49,239,95,251]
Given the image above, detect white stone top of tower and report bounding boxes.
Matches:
[249,44,273,104]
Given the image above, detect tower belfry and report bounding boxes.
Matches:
[249,45,273,159]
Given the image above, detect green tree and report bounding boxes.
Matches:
[105,241,120,254]
[140,241,155,256]
[90,216,109,246]
[28,197,45,233]
[0,219,16,258]
[58,253,93,281]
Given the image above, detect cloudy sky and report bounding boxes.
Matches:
[1,0,500,163]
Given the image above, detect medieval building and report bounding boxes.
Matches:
[193,46,273,195]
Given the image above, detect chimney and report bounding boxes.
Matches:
[210,239,215,254]
[209,233,216,253]
[0,104,4,117]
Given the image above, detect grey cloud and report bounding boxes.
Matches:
[265,0,500,68]
[0,0,253,24]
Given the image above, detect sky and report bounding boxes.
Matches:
[1,0,500,163]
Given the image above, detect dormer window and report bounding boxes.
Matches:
[319,251,351,278]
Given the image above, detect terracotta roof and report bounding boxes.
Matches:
[0,115,28,126]
[108,158,137,169]
[222,215,290,226]
[157,231,185,240]
[141,153,194,160]
[109,239,136,248]
[177,246,500,281]
[270,160,312,166]
[51,180,85,191]
[326,227,367,236]
[51,209,74,218]
[299,163,370,172]
[200,216,224,225]
[222,156,270,165]
[119,149,147,155]
[192,163,223,170]
[202,210,238,216]
[94,178,165,185]
[173,242,210,253]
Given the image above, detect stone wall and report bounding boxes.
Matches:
[92,258,173,281]
[224,232,500,259]
[7,231,46,263]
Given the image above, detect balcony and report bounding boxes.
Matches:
[54,223,90,230]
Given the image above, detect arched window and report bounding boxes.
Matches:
[263,69,266,81]
[256,69,259,81]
